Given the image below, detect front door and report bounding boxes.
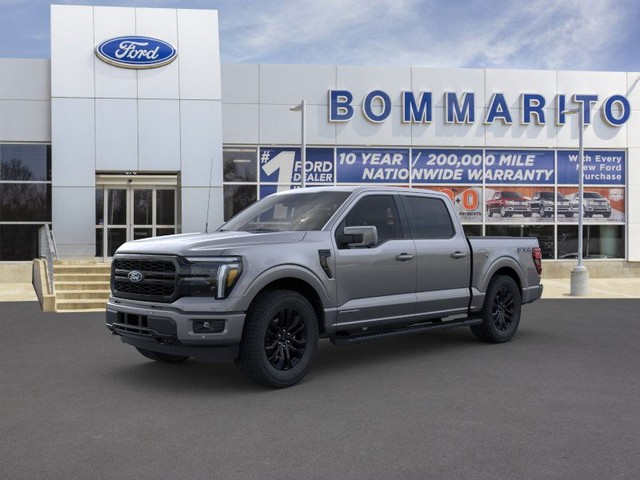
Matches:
[95,175,178,258]
[332,194,416,329]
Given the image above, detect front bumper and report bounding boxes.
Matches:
[106,297,245,362]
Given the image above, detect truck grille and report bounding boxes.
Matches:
[112,256,178,302]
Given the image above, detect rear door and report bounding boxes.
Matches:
[332,193,416,329]
[400,193,470,319]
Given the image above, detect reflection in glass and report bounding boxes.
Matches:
[486,224,555,259]
[223,148,257,182]
[557,225,624,259]
[133,189,152,225]
[0,144,51,181]
[107,189,126,225]
[0,224,41,261]
[0,184,51,222]
[462,224,482,237]
[223,185,256,221]
[107,228,127,256]
[95,228,104,257]
[156,189,175,225]
[156,228,175,237]
[134,228,153,240]
[95,188,104,225]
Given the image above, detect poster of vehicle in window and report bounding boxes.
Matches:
[557,150,625,185]
[416,186,482,223]
[485,187,555,223]
[557,187,625,223]
[259,147,334,189]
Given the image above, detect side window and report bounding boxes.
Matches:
[338,195,402,246]
[403,196,455,239]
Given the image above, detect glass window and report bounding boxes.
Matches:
[341,195,402,244]
[403,196,455,239]
[0,184,51,222]
[557,225,624,259]
[223,185,257,221]
[0,224,41,261]
[0,144,51,181]
[156,189,175,225]
[133,189,153,225]
[486,225,555,259]
[95,188,104,225]
[107,189,126,225]
[156,228,175,237]
[107,228,127,257]
[223,148,257,182]
[463,224,482,237]
[95,228,104,257]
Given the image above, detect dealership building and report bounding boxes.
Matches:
[1,4,639,280]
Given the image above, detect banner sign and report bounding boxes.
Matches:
[411,149,483,184]
[484,150,554,184]
[557,150,625,185]
[259,147,334,185]
[336,148,410,183]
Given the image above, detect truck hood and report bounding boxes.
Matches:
[115,231,307,257]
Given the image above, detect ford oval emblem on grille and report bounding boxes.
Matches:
[128,270,144,283]
[95,36,177,69]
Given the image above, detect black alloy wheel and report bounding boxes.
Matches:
[236,290,319,388]
[470,274,521,343]
[264,308,308,371]
[491,285,515,332]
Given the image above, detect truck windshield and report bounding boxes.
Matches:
[220,191,351,232]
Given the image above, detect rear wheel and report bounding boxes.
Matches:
[236,290,319,388]
[136,347,189,363]
[471,275,521,343]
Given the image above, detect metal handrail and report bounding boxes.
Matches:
[38,224,58,294]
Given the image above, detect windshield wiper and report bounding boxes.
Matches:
[244,227,281,233]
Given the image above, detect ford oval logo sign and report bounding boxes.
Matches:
[95,36,177,69]
[127,270,144,283]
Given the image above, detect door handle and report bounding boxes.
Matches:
[451,251,467,259]
[396,253,414,262]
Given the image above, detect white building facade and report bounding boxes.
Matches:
[0,4,639,271]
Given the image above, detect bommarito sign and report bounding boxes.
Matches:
[328,90,631,127]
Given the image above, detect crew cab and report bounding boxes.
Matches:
[486,191,532,217]
[106,186,543,388]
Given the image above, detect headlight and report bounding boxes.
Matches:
[182,257,243,299]
[506,200,515,206]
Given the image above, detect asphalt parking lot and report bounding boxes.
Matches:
[1,300,639,480]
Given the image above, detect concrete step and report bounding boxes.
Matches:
[55,281,110,291]
[56,290,110,300]
[55,299,108,311]
[53,260,112,265]
[54,273,111,283]
[54,264,111,274]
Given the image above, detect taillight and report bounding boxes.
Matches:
[532,247,542,276]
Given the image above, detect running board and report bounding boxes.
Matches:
[330,317,483,346]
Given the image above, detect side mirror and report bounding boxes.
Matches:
[338,226,378,248]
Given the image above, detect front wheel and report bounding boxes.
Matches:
[471,275,521,343]
[136,347,190,363]
[236,290,319,388]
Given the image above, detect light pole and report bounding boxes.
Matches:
[562,104,588,295]
[289,100,306,188]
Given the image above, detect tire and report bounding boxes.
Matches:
[136,347,190,363]
[470,275,521,343]
[585,213,592,218]
[603,212,611,218]
[539,206,545,217]
[565,213,574,218]
[236,290,319,388]
[523,213,532,218]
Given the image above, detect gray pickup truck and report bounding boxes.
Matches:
[106,186,543,388]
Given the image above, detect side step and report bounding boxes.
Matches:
[329,317,483,346]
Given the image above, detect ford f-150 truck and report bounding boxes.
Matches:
[106,186,543,388]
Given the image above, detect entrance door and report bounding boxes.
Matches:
[95,175,178,258]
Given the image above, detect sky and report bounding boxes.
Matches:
[0,0,639,72]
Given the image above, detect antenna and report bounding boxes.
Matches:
[205,156,214,233]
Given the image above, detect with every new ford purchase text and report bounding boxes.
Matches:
[106,187,543,388]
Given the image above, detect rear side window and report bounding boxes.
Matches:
[403,196,455,239]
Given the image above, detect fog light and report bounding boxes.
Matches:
[192,319,224,333]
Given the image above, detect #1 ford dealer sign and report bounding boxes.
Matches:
[95,36,177,69]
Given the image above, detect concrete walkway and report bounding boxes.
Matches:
[2,277,640,303]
